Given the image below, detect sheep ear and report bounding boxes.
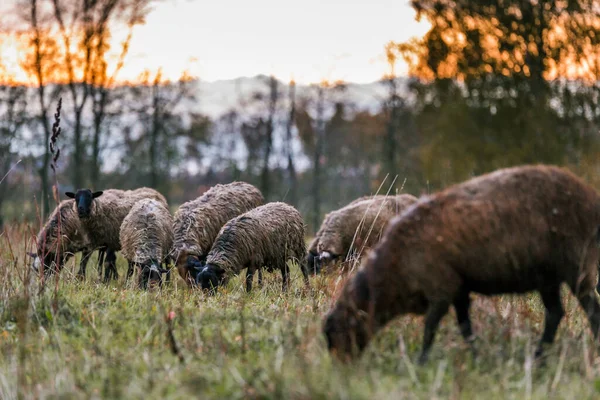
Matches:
[65,192,75,199]
[92,191,103,198]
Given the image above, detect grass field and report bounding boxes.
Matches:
[1,224,600,399]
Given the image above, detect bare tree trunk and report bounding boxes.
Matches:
[149,78,160,188]
[52,0,118,188]
[312,86,325,231]
[260,76,278,199]
[90,89,106,184]
[29,0,51,217]
[385,77,399,175]
[0,159,8,231]
[72,107,86,187]
[285,80,298,206]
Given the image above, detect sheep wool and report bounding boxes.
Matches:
[200,202,307,292]
[172,181,264,283]
[324,164,600,363]
[315,194,418,266]
[120,198,174,267]
[79,187,168,251]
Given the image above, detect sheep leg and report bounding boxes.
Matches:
[77,249,93,280]
[299,258,310,286]
[103,249,118,283]
[245,265,255,293]
[535,285,564,358]
[126,261,134,280]
[127,261,135,281]
[257,269,263,287]
[575,291,600,340]
[97,249,106,280]
[453,289,476,356]
[164,257,172,284]
[281,263,290,292]
[418,301,450,365]
[164,263,171,285]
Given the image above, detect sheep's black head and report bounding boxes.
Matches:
[65,189,103,218]
[139,262,168,290]
[318,250,341,271]
[28,248,61,276]
[323,270,372,362]
[196,264,225,294]
[186,256,206,284]
[306,251,322,275]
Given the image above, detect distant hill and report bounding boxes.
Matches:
[196,75,407,119]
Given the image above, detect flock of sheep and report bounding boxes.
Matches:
[29,164,600,365]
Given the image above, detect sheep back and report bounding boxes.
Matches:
[36,199,90,257]
[172,181,264,267]
[316,194,418,260]
[120,198,174,266]
[79,187,168,250]
[205,202,306,278]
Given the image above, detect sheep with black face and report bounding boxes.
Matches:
[324,165,600,364]
[65,187,168,282]
[171,181,264,286]
[197,202,308,293]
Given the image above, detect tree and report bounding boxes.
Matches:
[260,76,279,200]
[125,70,198,199]
[50,0,154,188]
[0,84,28,229]
[284,80,298,206]
[19,0,62,217]
[89,4,146,185]
[382,42,418,180]
[396,0,600,187]
[311,83,325,231]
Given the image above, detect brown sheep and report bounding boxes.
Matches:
[65,187,168,282]
[196,202,307,293]
[120,199,174,289]
[172,181,264,286]
[323,165,600,364]
[29,199,105,277]
[314,194,418,273]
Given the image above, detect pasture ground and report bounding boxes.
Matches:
[1,224,600,399]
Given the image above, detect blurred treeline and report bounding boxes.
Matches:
[1,0,600,233]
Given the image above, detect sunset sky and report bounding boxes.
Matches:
[0,0,429,84]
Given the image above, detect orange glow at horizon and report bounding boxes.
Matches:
[0,0,431,86]
[0,34,31,84]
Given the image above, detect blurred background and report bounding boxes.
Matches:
[1,0,599,233]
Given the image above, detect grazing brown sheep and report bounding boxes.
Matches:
[196,202,307,293]
[172,181,264,286]
[29,199,104,276]
[65,187,168,282]
[324,165,600,364]
[314,194,418,272]
[120,199,174,289]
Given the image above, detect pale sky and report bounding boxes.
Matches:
[116,0,429,84]
[0,0,429,84]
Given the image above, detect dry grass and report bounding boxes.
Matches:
[0,223,600,399]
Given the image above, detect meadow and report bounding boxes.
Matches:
[1,223,600,399]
